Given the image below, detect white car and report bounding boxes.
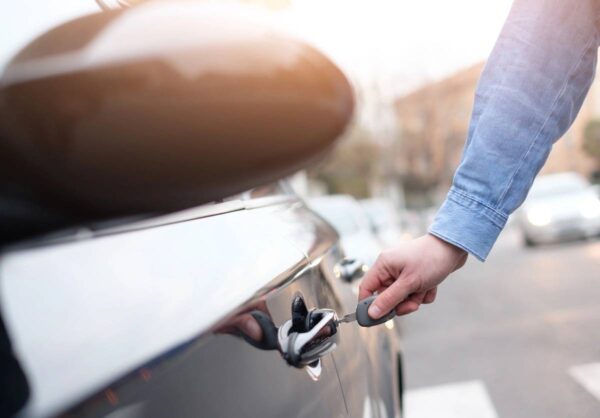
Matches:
[309,195,382,266]
[518,172,600,246]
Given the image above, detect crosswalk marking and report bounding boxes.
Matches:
[404,380,498,418]
[569,362,600,401]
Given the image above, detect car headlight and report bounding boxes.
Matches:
[581,201,600,219]
[527,209,552,226]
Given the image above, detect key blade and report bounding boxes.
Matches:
[338,312,356,324]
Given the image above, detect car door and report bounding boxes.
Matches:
[290,206,401,418]
[0,190,350,418]
[319,248,401,418]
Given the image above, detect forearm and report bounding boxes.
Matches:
[430,0,599,261]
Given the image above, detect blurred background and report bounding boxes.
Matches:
[3,0,600,417]
[249,1,600,417]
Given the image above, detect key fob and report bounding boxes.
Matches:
[356,295,395,327]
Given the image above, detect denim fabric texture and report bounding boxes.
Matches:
[429,0,600,261]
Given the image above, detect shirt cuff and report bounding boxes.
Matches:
[428,188,507,261]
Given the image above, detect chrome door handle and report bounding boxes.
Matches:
[334,258,368,282]
[278,308,338,368]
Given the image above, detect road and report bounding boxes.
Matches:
[399,227,600,418]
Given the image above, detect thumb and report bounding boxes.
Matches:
[368,273,417,319]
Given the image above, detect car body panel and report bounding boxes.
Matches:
[1,3,398,417]
[518,173,600,245]
[308,195,383,267]
[1,192,400,418]
[1,202,303,416]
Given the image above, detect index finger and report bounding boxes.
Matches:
[358,252,404,300]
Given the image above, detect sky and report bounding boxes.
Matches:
[280,0,513,96]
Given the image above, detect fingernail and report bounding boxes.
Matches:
[368,304,382,319]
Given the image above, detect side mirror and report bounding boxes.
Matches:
[0,3,353,219]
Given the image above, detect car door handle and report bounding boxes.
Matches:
[334,258,368,282]
[278,308,338,368]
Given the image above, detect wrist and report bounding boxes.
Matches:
[427,233,467,261]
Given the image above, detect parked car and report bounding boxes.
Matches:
[309,195,383,267]
[360,198,410,249]
[0,2,402,417]
[517,172,600,246]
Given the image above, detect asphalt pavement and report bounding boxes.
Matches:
[399,226,600,418]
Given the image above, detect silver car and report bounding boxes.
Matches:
[0,3,404,418]
[518,172,600,246]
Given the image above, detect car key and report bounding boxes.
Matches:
[337,295,395,327]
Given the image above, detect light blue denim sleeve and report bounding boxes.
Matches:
[429,0,599,261]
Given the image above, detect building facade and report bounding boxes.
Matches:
[394,62,600,195]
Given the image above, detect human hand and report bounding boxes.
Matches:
[358,234,468,319]
[215,299,269,342]
[229,313,264,342]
